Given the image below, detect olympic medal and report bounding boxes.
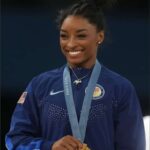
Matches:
[81,143,91,150]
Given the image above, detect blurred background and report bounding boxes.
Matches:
[1,0,149,149]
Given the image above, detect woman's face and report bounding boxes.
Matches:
[60,15,104,68]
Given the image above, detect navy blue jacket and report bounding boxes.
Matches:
[5,65,145,150]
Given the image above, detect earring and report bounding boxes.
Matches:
[98,41,101,44]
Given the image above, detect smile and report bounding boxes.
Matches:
[68,51,82,56]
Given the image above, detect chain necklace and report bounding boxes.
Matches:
[70,67,90,85]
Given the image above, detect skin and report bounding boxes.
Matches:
[52,15,104,150]
[52,135,83,150]
[60,15,104,69]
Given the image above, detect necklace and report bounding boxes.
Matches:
[70,67,90,85]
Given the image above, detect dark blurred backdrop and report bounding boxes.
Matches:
[1,0,149,149]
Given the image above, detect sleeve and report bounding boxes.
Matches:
[114,81,146,150]
[5,78,54,150]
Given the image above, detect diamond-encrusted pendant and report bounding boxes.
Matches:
[73,79,82,85]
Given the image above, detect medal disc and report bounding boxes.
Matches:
[81,143,91,150]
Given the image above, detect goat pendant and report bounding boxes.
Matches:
[73,79,82,85]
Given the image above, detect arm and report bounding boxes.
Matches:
[5,80,53,150]
[114,82,145,150]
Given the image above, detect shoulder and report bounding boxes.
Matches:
[101,65,133,87]
[20,66,66,104]
[100,65,140,107]
[101,65,136,97]
[35,66,64,80]
[27,65,65,90]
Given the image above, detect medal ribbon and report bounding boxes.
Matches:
[63,60,101,142]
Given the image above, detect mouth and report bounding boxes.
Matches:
[68,51,82,56]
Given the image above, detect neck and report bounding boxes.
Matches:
[68,59,96,69]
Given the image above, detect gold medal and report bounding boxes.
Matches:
[81,143,91,150]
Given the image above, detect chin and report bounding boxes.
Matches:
[67,59,83,67]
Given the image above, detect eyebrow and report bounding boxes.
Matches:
[60,29,88,33]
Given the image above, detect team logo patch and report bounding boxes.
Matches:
[17,92,27,104]
[85,84,105,100]
[93,84,105,100]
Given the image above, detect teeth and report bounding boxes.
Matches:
[69,51,81,55]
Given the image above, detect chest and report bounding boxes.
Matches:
[38,77,116,126]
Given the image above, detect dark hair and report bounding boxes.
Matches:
[56,0,116,32]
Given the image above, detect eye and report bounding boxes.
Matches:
[77,34,87,39]
[60,33,68,39]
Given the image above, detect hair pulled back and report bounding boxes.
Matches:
[57,0,116,31]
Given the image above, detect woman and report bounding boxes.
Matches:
[5,0,145,150]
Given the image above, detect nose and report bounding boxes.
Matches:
[66,37,76,49]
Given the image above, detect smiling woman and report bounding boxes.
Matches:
[60,15,104,68]
[5,0,146,150]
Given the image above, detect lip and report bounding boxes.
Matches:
[68,51,82,56]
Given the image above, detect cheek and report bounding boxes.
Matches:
[60,41,65,50]
[85,41,97,51]
[60,39,63,47]
[85,36,97,47]
[59,42,65,55]
[85,42,98,57]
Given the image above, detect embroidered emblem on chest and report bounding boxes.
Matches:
[85,84,105,100]
[93,84,105,100]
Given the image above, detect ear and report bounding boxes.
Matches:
[97,30,104,44]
